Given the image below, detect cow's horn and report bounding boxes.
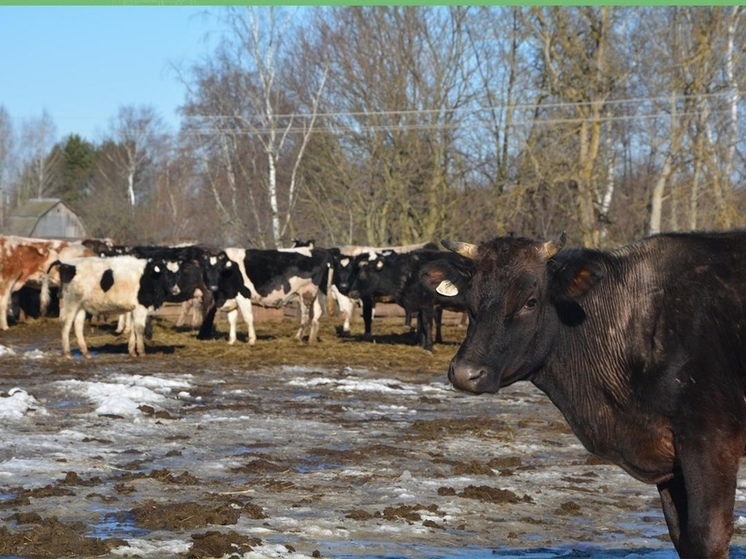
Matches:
[441,240,478,260]
[539,232,566,259]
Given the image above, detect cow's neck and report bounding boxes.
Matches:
[530,284,677,485]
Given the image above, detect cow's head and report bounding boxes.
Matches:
[419,253,475,309]
[438,233,602,394]
[328,250,354,295]
[138,259,176,309]
[347,250,397,299]
[200,251,235,293]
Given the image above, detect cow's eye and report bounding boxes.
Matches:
[524,298,538,310]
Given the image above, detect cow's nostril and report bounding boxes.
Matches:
[469,369,486,382]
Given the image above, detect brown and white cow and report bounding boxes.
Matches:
[0,235,92,330]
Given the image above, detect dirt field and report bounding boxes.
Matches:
[1,308,746,559]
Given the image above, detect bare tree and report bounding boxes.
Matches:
[525,7,630,247]
[181,7,326,248]
[15,110,59,202]
[105,105,167,207]
[299,6,479,246]
[0,106,14,195]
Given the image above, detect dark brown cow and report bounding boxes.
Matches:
[431,231,746,559]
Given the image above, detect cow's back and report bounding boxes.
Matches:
[62,256,147,314]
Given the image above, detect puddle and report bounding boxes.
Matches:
[90,510,150,540]
[318,542,676,559]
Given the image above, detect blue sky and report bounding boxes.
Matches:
[0,6,221,141]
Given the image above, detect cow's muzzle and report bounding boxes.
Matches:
[448,359,498,394]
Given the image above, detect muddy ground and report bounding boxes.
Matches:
[1,307,746,559]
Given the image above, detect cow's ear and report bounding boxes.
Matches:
[420,261,470,299]
[550,258,603,299]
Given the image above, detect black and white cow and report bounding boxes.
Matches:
[50,255,182,358]
[348,248,473,350]
[85,243,231,336]
[199,247,332,345]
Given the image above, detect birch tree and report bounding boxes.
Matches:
[105,105,166,208]
[0,107,14,202]
[15,111,60,203]
[184,7,327,248]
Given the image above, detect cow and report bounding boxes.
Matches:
[50,255,182,358]
[85,243,229,336]
[199,248,331,345]
[0,235,93,330]
[324,247,362,337]
[332,242,441,337]
[434,231,746,559]
[348,248,473,351]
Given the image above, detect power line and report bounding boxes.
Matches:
[182,89,746,124]
[177,107,739,137]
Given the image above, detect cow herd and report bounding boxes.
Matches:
[0,234,474,359]
[4,229,746,558]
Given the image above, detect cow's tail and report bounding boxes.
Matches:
[40,260,60,316]
[41,260,66,316]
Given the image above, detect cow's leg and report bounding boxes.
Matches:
[235,295,255,345]
[417,307,435,352]
[680,437,742,558]
[338,295,353,337]
[115,313,130,335]
[72,308,91,358]
[308,295,322,344]
[60,305,78,358]
[459,311,468,328]
[226,308,239,345]
[361,296,374,341]
[663,423,745,558]
[190,296,203,327]
[296,292,318,342]
[175,300,190,327]
[295,295,308,342]
[0,283,14,330]
[435,306,443,344]
[130,308,148,357]
[197,305,217,340]
[657,474,686,553]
